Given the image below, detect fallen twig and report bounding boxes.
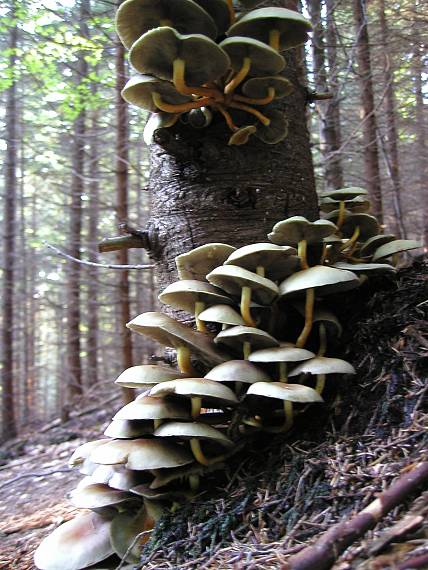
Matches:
[0,468,72,490]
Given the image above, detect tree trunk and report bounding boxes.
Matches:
[413,44,427,246]
[352,0,383,223]
[1,3,18,441]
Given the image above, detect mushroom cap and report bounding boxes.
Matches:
[129,27,230,87]
[359,234,396,257]
[70,483,138,510]
[88,465,145,492]
[288,356,356,376]
[340,213,380,241]
[242,75,293,99]
[158,280,233,314]
[214,325,279,351]
[206,265,279,305]
[121,74,191,113]
[114,395,190,421]
[279,265,360,297]
[127,312,231,367]
[150,461,225,489]
[115,364,189,388]
[204,359,271,383]
[333,262,395,275]
[154,421,233,446]
[149,377,238,407]
[104,419,154,439]
[224,243,298,280]
[193,0,230,35]
[69,439,110,468]
[321,187,368,201]
[254,108,289,144]
[115,0,218,49]
[91,438,194,470]
[292,304,343,337]
[219,37,285,76]
[248,345,315,363]
[269,216,338,245]
[227,7,312,50]
[143,111,179,145]
[198,304,246,326]
[176,243,236,281]
[319,196,370,214]
[228,125,257,146]
[34,512,113,570]
[246,382,323,402]
[372,239,422,261]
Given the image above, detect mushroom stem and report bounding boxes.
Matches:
[298,239,309,269]
[340,226,360,252]
[240,286,257,327]
[279,362,288,382]
[216,104,238,131]
[229,101,271,126]
[176,345,194,375]
[226,0,235,24]
[269,29,281,51]
[315,374,326,394]
[296,288,315,348]
[190,438,223,466]
[191,397,202,419]
[243,341,251,360]
[233,88,275,106]
[225,57,251,95]
[153,419,162,430]
[337,201,346,228]
[194,301,207,332]
[188,474,200,491]
[256,265,265,277]
[264,400,293,433]
[152,92,212,114]
[318,323,327,357]
[173,59,223,101]
[320,243,328,265]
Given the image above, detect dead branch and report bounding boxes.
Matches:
[282,461,428,570]
[0,467,72,490]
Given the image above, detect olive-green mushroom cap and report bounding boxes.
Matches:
[207,266,279,305]
[127,312,231,367]
[34,512,113,570]
[129,27,230,87]
[288,356,356,376]
[321,187,368,201]
[193,0,230,35]
[227,7,312,50]
[176,243,236,281]
[115,364,189,388]
[372,239,422,261]
[228,125,257,146]
[149,377,238,407]
[246,382,323,402]
[269,216,337,245]
[242,76,293,99]
[320,196,370,214]
[115,0,218,49]
[204,359,271,383]
[224,243,298,280]
[143,111,179,146]
[279,265,360,297]
[70,483,138,510]
[254,108,288,144]
[248,345,315,363]
[214,325,279,351]
[219,37,285,76]
[359,234,396,257]
[154,421,233,446]
[104,419,154,439]
[122,75,191,113]
[198,304,245,326]
[114,395,189,421]
[91,438,194,470]
[333,262,395,275]
[159,280,233,314]
[340,213,380,241]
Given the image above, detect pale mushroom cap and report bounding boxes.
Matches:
[70,483,137,510]
[359,234,396,257]
[219,37,285,76]
[340,213,380,241]
[149,377,238,406]
[292,304,343,337]
[144,111,179,146]
[207,265,279,305]
[114,396,189,421]
[247,382,323,402]
[269,217,338,245]
[89,465,145,492]
[215,325,279,351]
[242,75,294,99]
[333,262,395,275]
[248,345,315,363]
[121,74,191,112]
[320,196,370,214]
[255,108,289,144]
[198,304,245,326]
[193,0,230,35]
[279,265,360,297]
[34,512,113,570]
[154,421,233,446]
[91,438,194,470]
[176,243,236,281]
[227,7,312,50]
[288,356,356,376]
[104,419,154,439]
[115,364,189,388]
[224,243,299,280]
[228,125,257,146]
[129,27,230,87]
[69,439,110,468]
[158,280,233,314]
[204,359,271,383]
[372,239,422,261]
[321,187,368,200]
[115,0,218,49]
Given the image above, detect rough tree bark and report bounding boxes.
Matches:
[413,44,427,246]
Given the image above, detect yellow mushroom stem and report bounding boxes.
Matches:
[337,200,347,228]
[173,59,224,102]
[190,438,224,466]
[296,288,315,348]
[226,0,236,24]
[256,265,265,277]
[298,239,309,269]
[152,92,213,114]
[243,341,251,360]
[279,361,288,382]
[318,323,327,356]
[240,286,257,327]
[159,18,173,27]
[229,101,271,126]
[340,226,360,252]
[153,419,162,430]
[176,345,194,375]
[264,400,294,433]
[233,87,275,106]
[194,301,207,332]
[216,104,238,131]
[315,374,326,394]
[269,29,281,51]
[225,57,251,95]
[320,243,328,265]
[191,396,202,419]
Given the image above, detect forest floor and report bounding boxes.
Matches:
[0,259,426,570]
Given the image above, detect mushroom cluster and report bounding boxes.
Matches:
[117,0,312,145]
[35,188,422,569]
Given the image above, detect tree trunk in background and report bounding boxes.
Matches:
[115,11,134,403]
[66,0,89,400]
[1,5,18,441]
[352,0,383,223]
[413,44,427,246]
[378,0,405,239]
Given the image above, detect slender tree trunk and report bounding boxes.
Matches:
[413,44,427,246]
[1,4,18,440]
[352,0,383,222]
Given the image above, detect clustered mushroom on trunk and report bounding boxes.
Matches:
[34,184,421,570]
